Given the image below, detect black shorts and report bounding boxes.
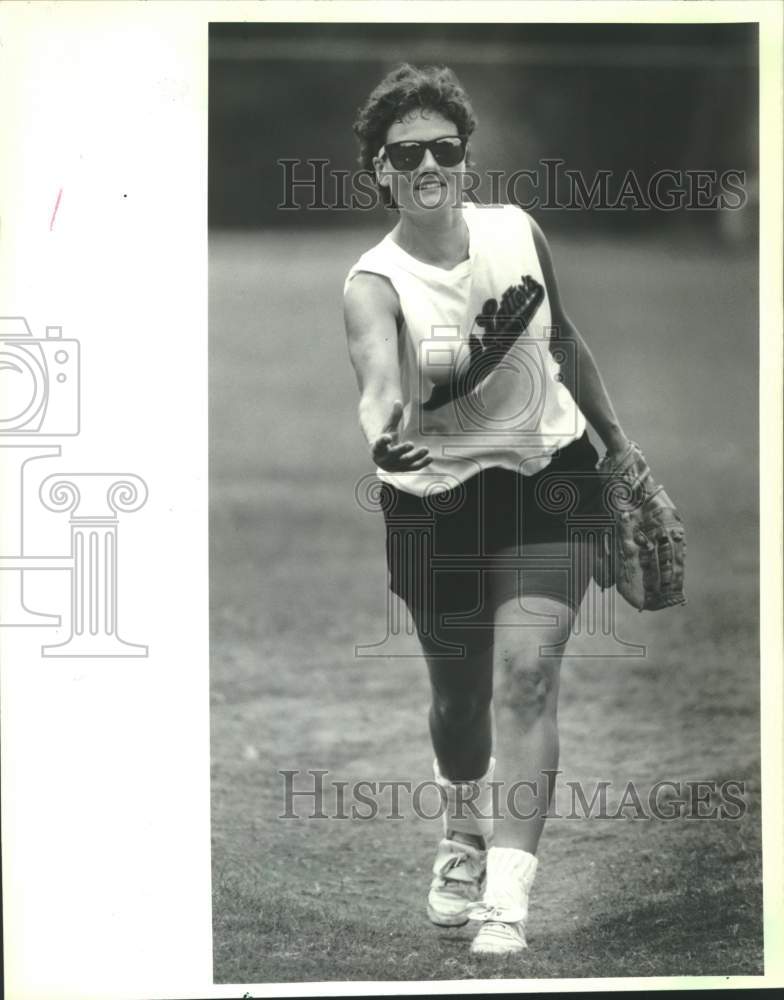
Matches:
[379,432,604,654]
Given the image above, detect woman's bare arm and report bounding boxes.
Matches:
[530,217,631,457]
[344,272,432,472]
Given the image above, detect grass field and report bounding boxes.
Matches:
[209,225,761,984]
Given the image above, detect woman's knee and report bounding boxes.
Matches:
[431,686,492,728]
[429,658,493,728]
[497,649,560,728]
[493,596,571,727]
[427,639,493,727]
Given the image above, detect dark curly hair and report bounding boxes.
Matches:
[352,63,477,208]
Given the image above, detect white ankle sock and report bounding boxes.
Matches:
[433,757,496,846]
[483,846,538,921]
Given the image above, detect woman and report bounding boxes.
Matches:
[343,64,631,958]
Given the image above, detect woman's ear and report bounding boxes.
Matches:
[374,160,392,196]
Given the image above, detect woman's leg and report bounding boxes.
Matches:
[468,541,592,955]
[425,640,494,783]
[419,628,496,927]
[490,593,576,853]
[486,537,593,851]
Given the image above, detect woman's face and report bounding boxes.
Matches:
[374,108,467,217]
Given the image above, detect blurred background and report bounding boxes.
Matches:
[209,22,761,984]
[209,21,758,238]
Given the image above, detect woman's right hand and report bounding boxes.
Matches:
[371,400,433,472]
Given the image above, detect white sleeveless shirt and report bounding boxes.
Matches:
[344,201,585,496]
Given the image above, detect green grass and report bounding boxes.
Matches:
[209,226,761,984]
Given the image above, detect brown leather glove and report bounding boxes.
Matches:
[594,441,687,612]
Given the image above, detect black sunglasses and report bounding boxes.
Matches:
[380,135,467,171]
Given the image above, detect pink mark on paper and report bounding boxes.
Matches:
[49,187,63,231]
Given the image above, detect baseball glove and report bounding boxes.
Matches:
[593,441,687,612]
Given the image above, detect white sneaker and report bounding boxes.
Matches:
[470,915,527,955]
[469,847,538,956]
[427,837,487,927]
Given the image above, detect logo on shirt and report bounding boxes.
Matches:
[422,275,545,411]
